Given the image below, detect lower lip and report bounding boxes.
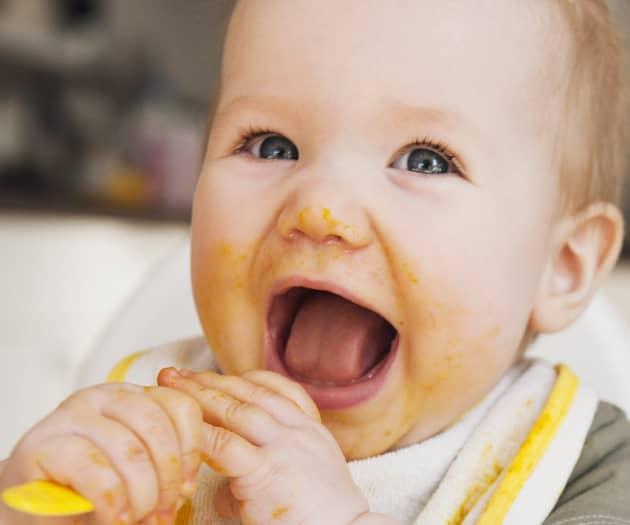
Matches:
[266,336,399,410]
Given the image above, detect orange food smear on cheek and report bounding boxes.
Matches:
[217,241,249,289]
[272,505,289,518]
[392,261,493,445]
[194,238,268,374]
[195,240,251,355]
[401,261,420,285]
[386,240,483,448]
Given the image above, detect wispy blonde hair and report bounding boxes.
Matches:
[554,0,628,211]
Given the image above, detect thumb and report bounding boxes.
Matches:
[214,482,240,519]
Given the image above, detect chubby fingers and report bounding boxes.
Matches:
[61,383,204,522]
[34,435,131,524]
[107,385,205,523]
[199,423,262,478]
[102,390,186,521]
[242,369,320,422]
[159,369,275,477]
[160,368,319,428]
[159,368,281,445]
[59,413,158,522]
[143,386,203,496]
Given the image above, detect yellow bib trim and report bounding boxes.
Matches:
[106,351,145,383]
[476,364,579,524]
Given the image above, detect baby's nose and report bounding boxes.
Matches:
[276,182,373,250]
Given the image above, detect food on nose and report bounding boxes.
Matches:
[283,291,395,385]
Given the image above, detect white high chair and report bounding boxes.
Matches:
[78,236,630,416]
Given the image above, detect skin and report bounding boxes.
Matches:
[1,1,625,523]
[0,384,205,525]
[159,368,384,524]
[0,372,386,525]
[192,0,570,459]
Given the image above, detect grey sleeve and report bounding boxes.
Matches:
[543,401,630,524]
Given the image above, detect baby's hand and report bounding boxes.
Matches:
[159,368,394,525]
[0,383,204,525]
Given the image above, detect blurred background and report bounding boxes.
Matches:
[0,0,233,219]
[0,0,629,457]
[0,0,233,455]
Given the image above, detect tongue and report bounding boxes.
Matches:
[284,291,394,384]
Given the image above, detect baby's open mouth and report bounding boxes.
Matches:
[266,286,399,409]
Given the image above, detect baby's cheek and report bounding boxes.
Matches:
[192,241,259,371]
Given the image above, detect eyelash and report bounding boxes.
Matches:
[232,125,278,155]
[402,137,464,175]
[231,125,465,175]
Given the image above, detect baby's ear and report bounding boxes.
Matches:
[529,202,625,333]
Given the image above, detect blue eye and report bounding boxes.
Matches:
[392,147,452,175]
[240,133,299,161]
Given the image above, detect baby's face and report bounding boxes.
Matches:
[192,0,567,459]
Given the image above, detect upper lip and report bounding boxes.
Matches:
[266,275,395,328]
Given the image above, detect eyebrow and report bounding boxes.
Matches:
[216,93,474,128]
[372,97,479,143]
[213,94,302,129]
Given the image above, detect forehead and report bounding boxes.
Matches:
[219,0,568,150]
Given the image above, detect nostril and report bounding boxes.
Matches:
[277,204,372,249]
[285,228,307,241]
[284,230,354,249]
[323,234,344,245]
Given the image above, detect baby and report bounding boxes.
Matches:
[1,0,629,523]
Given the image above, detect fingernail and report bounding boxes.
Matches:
[158,367,179,380]
[115,511,131,525]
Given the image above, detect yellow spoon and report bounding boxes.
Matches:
[2,480,95,517]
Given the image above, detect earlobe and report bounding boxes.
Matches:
[529,202,624,334]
